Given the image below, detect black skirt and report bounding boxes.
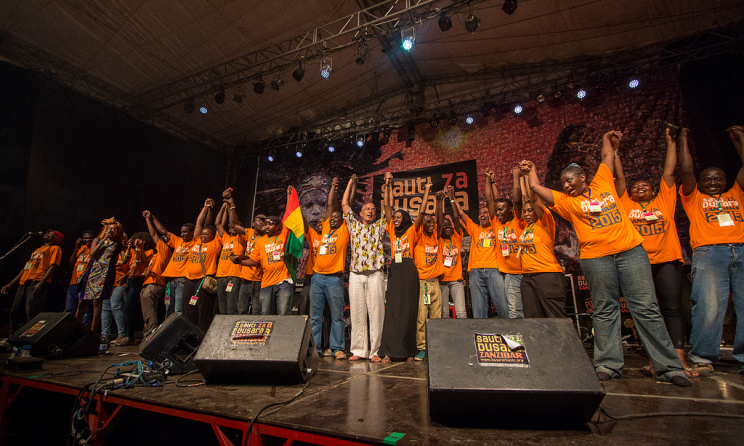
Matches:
[379,258,420,359]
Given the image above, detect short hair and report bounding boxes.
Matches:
[203,225,217,234]
[561,163,585,178]
[83,229,96,236]
[265,215,281,224]
[182,223,195,232]
[495,197,513,209]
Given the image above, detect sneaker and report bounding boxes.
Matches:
[597,371,612,381]
[670,375,692,387]
[112,336,130,346]
[692,363,715,377]
[414,350,426,361]
[321,348,333,357]
[334,350,347,360]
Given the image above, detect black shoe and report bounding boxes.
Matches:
[597,371,612,381]
[670,375,692,387]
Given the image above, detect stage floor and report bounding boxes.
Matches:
[1,343,743,445]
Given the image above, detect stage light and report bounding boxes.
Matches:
[292,60,305,81]
[438,12,452,31]
[184,100,195,114]
[320,56,332,79]
[296,150,303,158]
[430,117,439,128]
[214,88,225,104]
[383,128,392,138]
[328,144,335,153]
[254,74,265,94]
[553,89,564,100]
[513,104,523,115]
[356,136,364,148]
[500,102,511,113]
[449,111,458,126]
[401,27,415,51]
[576,89,587,99]
[199,106,208,114]
[465,115,474,125]
[628,78,639,89]
[233,88,243,104]
[270,74,283,91]
[465,12,480,33]
[502,0,518,15]
[355,43,368,66]
[267,154,274,162]
[536,93,546,103]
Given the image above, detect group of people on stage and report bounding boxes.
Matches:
[2,125,743,388]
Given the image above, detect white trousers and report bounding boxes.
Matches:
[349,270,386,358]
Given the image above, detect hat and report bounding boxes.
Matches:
[47,229,64,244]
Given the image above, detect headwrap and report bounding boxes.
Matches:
[99,217,124,243]
[47,229,64,244]
[393,210,413,238]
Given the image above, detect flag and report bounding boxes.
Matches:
[282,188,305,282]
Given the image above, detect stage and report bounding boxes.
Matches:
[0,343,743,445]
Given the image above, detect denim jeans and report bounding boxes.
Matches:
[165,279,185,317]
[65,284,79,314]
[505,273,523,318]
[102,286,127,338]
[309,273,346,353]
[468,268,507,318]
[217,276,241,315]
[580,245,685,381]
[239,279,260,315]
[689,244,744,366]
[440,280,466,318]
[259,281,294,315]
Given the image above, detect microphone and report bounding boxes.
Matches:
[27,231,44,236]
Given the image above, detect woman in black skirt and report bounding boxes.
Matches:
[379,172,431,361]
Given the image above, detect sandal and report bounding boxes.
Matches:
[692,363,714,377]
[640,365,654,377]
[684,367,700,378]
[381,356,391,364]
[371,355,382,363]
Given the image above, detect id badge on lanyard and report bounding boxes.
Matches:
[319,245,327,256]
[443,256,453,267]
[717,213,735,227]
[588,200,602,214]
[501,244,509,257]
[272,251,281,261]
[643,211,658,222]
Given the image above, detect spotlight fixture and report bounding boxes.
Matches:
[401,27,415,51]
[438,12,452,32]
[465,115,474,125]
[184,100,195,114]
[502,0,518,15]
[536,92,546,103]
[500,102,511,114]
[233,87,243,104]
[214,88,225,104]
[553,89,564,100]
[296,150,303,158]
[320,56,332,79]
[513,104,523,115]
[328,144,335,153]
[199,105,208,114]
[356,135,364,148]
[355,42,369,66]
[430,117,439,128]
[270,74,283,91]
[576,89,587,100]
[292,60,305,81]
[465,11,480,33]
[628,78,640,89]
[449,111,458,126]
[267,154,274,162]
[254,74,265,94]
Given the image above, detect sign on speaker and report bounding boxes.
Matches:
[474,333,529,367]
[230,321,273,345]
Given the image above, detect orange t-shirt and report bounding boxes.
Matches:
[550,163,643,259]
[310,220,350,275]
[462,216,498,270]
[20,245,62,284]
[619,180,683,264]
[217,233,246,278]
[162,233,196,278]
[69,245,91,285]
[517,210,564,274]
[249,226,292,288]
[414,225,443,280]
[185,237,222,280]
[127,249,153,278]
[386,220,419,259]
[114,252,129,285]
[439,229,463,282]
[239,229,263,282]
[492,216,523,274]
[143,239,173,286]
[680,182,744,250]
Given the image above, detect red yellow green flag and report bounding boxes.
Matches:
[282,188,305,282]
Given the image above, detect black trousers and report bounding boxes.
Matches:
[521,272,567,318]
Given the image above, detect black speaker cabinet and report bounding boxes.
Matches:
[8,312,98,359]
[139,313,205,375]
[427,318,604,426]
[194,315,318,384]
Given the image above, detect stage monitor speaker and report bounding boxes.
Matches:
[194,315,318,384]
[427,318,604,427]
[8,312,98,359]
[139,313,205,375]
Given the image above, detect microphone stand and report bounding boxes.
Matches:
[0,233,33,266]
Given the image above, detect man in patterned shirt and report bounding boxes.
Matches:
[342,175,387,362]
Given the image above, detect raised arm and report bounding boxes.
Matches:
[413,182,432,229]
[523,159,556,206]
[511,166,523,218]
[325,177,340,219]
[226,197,247,235]
[342,175,357,215]
[613,149,627,197]
[727,125,744,189]
[69,237,83,267]
[383,172,394,224]
[148,213,170,238]
[142,210,160,245]
[483,169,498,220]
[447,185,468,226]
[435,190,445,238]
[215,202,228,237]
[677,128,696,195]
[601,130,622,174]
[661,127,678,188]
[194,198,214,237]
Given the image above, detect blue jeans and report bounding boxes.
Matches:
[65,284,79,314]
[102,286,126,338]
[440,281,466,318]
[581,245,685,381]
[239,279,260,315]
[259,281,293,315]
[689,244,744,366]
[505,273,523,318]
[217,276,241,315]
[165,279,185,317]
[309,273,346,353]
[469,268,508,318]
